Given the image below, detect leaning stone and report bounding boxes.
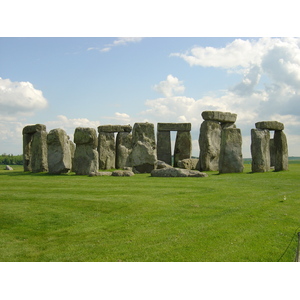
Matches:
[47,128,72,174]
[199,120,221,171]
[177,158,200,170]
[255,121,284,131]
[5,165,13,170]
[112,170,135,176]
[174,131,192,167]
[151,168,208,177]
[219,128,244,173]
[98,132,116,169]
[274,130,288,171]
[251,129,270,172]
[157,123,191,132]
[98,125,132,133]
[202,111,237,123]
[131,122,157,173]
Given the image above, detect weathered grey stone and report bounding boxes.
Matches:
[69,139,76,172]
[157,123,191,132]
[22,124,48,173]
[5,165,13,170]
[274,130,288,171]
[30,129,48,173]
[157,131,172,165]
[174,131,192,167]
[255,121,284,131]
[22,124,46,134]
[98,132,115,170]
[177,158,200,170]
[47,128,72,174]
[156,160,173,169]
[221,122,237,129]
[151,168,208,177]
[270,138,275,167]
[98,125,132,133]
[251,129,271,172]
[202,111,237,123]
[74,127,98,146]
[73,127,99,175]
[89,171,112,176]
[199,120,221,171]
[219,128,244,173]
[131,123,157,173]
[116,132,132,169]
[112,170,135,176]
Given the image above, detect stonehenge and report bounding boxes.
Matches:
[251,121,288,172]
[22,113,289,176]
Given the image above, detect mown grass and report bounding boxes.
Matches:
[0,163,300,262]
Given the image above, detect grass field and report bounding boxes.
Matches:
[1,162,300,262]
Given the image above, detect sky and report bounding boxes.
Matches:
[1,36,300,157]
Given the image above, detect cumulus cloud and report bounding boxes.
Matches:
[88,37,143,53]
[0,77,48,117]
[153,75,185,97]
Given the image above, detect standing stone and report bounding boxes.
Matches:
[98,132,115,170]
[73,127,99,175]
[116,131,132,169]
[251,129,270,172]
[22,124,48,173]
[274,130,288,171]
[174,131,192,167]
[199,120,222,171]
[131,122,157,173]
[47,128,72,174]
[219,128,244,173]
[69,139,76,172]
[269,138,275,167]
[157,131,172,165]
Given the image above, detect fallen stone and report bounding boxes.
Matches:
[177,158,200,170]
[151,168,208,177]
[156,160,173,169]
[255,121,284,131]
[89,171,112,177]
[202,111,237,123]
[112,170,135,176]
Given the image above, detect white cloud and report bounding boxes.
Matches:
[153,74,185,97]
[0,77,48,117]
[88,37,143,52]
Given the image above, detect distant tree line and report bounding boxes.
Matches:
[0,154,23,165]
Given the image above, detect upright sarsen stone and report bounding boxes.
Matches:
[274,130,288,171]
[47,128,72,174]
[131,122,157,173]
[22,124,48,173]
[199,120,221,171]
[174,131,192,167]
[251,129,270,172]
[116,131,132,169]
[219,128,244,173]
[73,127,98,175]
[98,132,115,170]
[157,131,172,165]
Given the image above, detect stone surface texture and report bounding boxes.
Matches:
[255,121,284,131]
[174,131,192,167]
[274,130,288,171]
[177,158,200,170]
[202,111,237,123]
[151,168,208,177]
[98,132,116,170]
[219,128,244,173]
[116,132,132,169]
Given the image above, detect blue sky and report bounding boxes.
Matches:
[1,36,300,157]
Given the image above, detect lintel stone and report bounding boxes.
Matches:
[255,121,284,131]
[22,124,46,134]
[157,123,191,132]
[201,111,237,123]
[97,125,132,133]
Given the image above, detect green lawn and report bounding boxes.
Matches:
[1,163,300,262]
